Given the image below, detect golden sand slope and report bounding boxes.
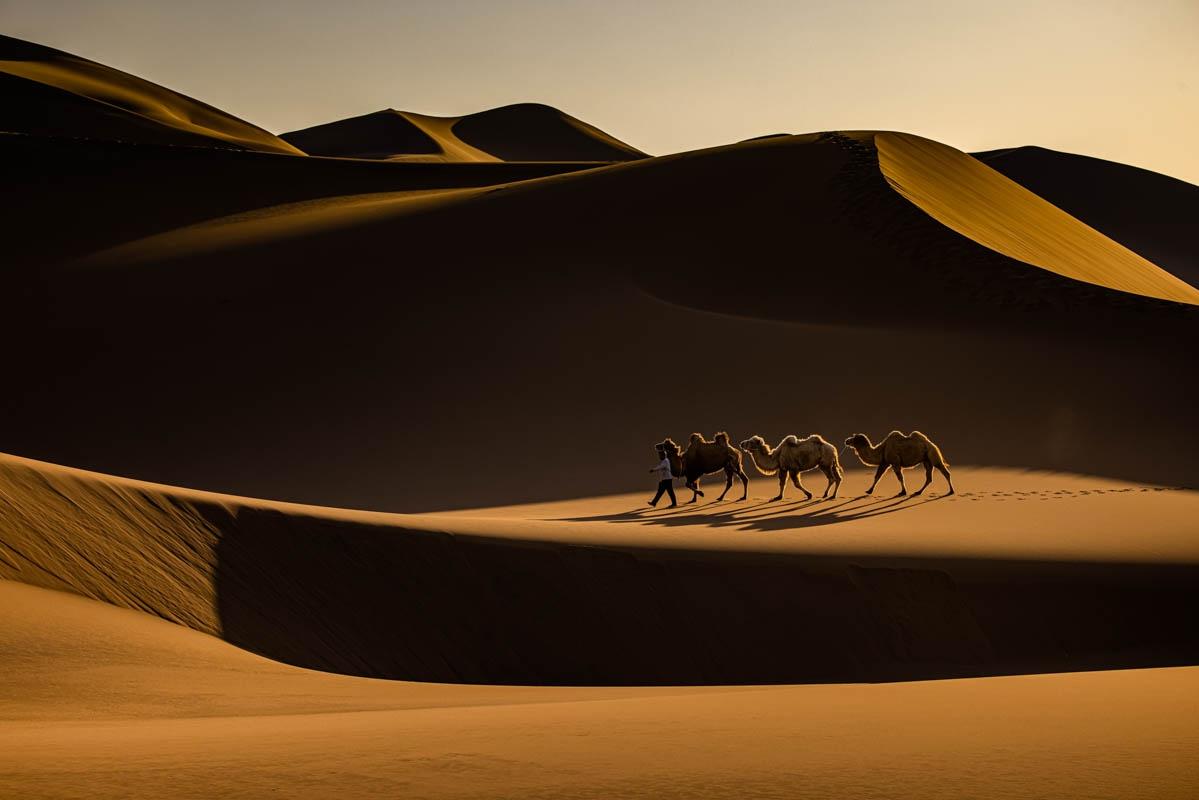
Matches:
[2,451,1196,685]
[877,132,1199,304]
[975,145,1199,290]
[81,130,1197,308]
[2,581,1197,799]
[0,34,301,154]
[281,103,647,162]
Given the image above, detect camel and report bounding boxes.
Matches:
[843,431,954,497]
[658,432,749,503]
[739,434,843,501]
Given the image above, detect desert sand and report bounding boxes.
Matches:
[1,32,1197,799]
[2,455,1198,798]
[3,579,1196,799]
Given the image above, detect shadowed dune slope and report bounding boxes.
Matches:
[282,103,647,162]
[974,145,1199,289]
[452,102,649,161]
[877,133,1199,304]
[281,109,499,162]
[2,132,1195,511]
[0,133,598,265]
[1,452,1197,684]
[2,581,1197,800]
[0,35,301,154]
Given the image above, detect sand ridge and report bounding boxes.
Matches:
[0,35,301,154]
[877,132,1199,304]
[974,145,1199,290]
[281,103,648,163]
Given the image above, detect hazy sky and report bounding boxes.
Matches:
[5,0,1197,182]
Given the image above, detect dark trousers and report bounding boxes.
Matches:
[650,479,677,506]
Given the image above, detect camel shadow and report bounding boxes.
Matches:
[562,493,947,531]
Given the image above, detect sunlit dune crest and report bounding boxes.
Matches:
[878,132,1199,304]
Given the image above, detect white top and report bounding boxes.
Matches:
[652,457,674,482]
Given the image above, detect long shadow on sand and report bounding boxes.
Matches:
[561,493,946,532]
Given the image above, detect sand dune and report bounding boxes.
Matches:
[0,35,300,154]
[2,580,1196,799]
[282,103,647,162]
[281,108,500,162]
[5,129,1193,511]
[975,145,1199,289]
[877,132,1199,304]
[2,451,1196,684]
[0,133,599,266]
[3,42,1197,798]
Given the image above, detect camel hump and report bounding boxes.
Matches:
[714,431,730,445]
[909,430,949,465]
[688,432,704,444]
[781,434,800,446]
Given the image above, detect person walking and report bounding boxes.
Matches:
[648,446,678,507]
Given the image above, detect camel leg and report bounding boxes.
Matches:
[892,464,907,497]
[737,467,749,501]
[913,462,933,496]
[936,463,955,496]
[771,470,786,502]
[716,468,735,502]
[819,465,834,498]
[686,478,702,504]
[865,463,887,495]
[792,470,813,501]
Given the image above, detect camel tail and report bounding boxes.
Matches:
[910,430,949,467]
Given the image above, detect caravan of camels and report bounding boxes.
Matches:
[656,431,955,504]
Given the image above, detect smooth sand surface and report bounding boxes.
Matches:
[0,35,301,154]
[2,581,1196,799]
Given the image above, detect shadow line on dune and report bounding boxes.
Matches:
[209,500,1199,685]
[559,493,945,531]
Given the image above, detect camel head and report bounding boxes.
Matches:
[844,434,869,450]
[739,435,767,454]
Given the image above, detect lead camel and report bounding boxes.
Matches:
[843,431,955,497]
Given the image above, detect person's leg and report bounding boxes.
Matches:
[649,480,668,506]
[665,481,678,507]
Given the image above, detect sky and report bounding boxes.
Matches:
[5,0,1198,183]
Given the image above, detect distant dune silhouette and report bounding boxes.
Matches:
[0,34,301,154]
[282,103,648,162]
